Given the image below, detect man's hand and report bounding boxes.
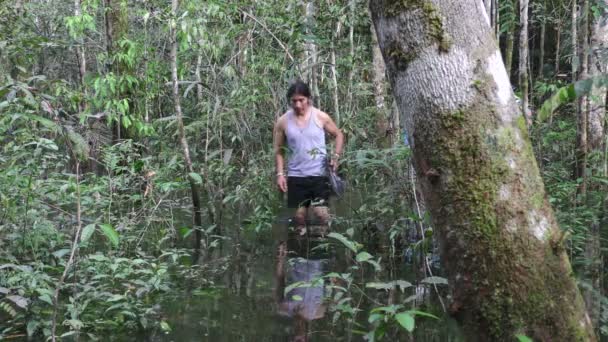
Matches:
[329,158,339,172]
[277,174,287,192]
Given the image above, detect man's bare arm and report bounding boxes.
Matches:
[273,116,288,192]
[273,116,286,173]
[321,112,344,157]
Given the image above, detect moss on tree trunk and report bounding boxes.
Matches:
[370,0,596,340]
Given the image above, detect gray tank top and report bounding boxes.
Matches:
[286,107,327,177]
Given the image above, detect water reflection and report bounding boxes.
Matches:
[275,223,333,342]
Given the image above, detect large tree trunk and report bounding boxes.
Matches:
[170,0,203,259]
[369,0,596,340]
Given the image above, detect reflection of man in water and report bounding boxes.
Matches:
[275,237,331,341]
[273,80,344,236]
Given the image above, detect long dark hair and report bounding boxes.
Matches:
[286,80,311,100]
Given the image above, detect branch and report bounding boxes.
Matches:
[238,10,297,65]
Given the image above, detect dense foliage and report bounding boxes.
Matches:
[1,0,607,340]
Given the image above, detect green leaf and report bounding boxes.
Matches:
[328,232,359,253]
[395,312,415,332]
[52,248,71,259]
[421,276,448,285]
[292,295,303,301]
[160,321,172,332]
[7,295,28,309]
[80,224,96,243]
[366,280,413,291]
[406,310,440,320]
[38,294,53,305]
[189,172,203,184]
[368,313,384,324]
[99,224,119,247]
[180,227,194,238]
[284,281,309,295]
[515,334,534,342]
[355,252,373,262]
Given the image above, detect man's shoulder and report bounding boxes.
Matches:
[313,108,331,122]
[276,112,289,128]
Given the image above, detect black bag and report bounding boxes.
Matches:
[328,167,346,197]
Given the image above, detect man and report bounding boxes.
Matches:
[273,80,344,235]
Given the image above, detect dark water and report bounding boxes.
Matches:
[158,221,342,342]
[147,198,461,342]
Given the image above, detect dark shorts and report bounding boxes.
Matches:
[287,176,330,208]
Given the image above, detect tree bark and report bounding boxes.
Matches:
[104,0,128,142]
[369,0,596,340]
[330,20,341,125]
[505,30,515,79]
[588,2,607,150]
[538,3,546,79]
[303,1,320,103]
[576,0,589,195]
[346,0,356,110]
[572,0,578,82]
[555,19,561,75]
[583,0,608,328]
[519,0,529,118]
[74,0,87,113]
[170,0,203,258]
[371,20,391,145]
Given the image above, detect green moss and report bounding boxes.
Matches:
[531,193,544,209]
[516,115,528,140]
[386,40,417,71]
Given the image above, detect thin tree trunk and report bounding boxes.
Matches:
[347,0,356,110]
[371,20,390,146]
[555,20,561,75]
[369,0,596,340]
[572,0,578,82]
[493,0,499,43]
[371,22,386,111]
[303,1,319,103]
[104,0,128,142]
[583,0,608,328]
[576,0,589,195]
[330,22,340,125]
[538,5,546,79]
[505,30,515,78]
[519,0,530,118]
[74,0,87,113]
[170,0,202,258]
[588,3,607,149]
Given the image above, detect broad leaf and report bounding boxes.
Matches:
[355,252,373,262]
[189,172,203,184]
[80,224,96,243]
[421,276,448,285]
[395,312,415,332]
[328,232,359,253]
[100,224,119,247]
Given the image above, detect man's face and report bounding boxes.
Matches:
[290,94,309,115]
